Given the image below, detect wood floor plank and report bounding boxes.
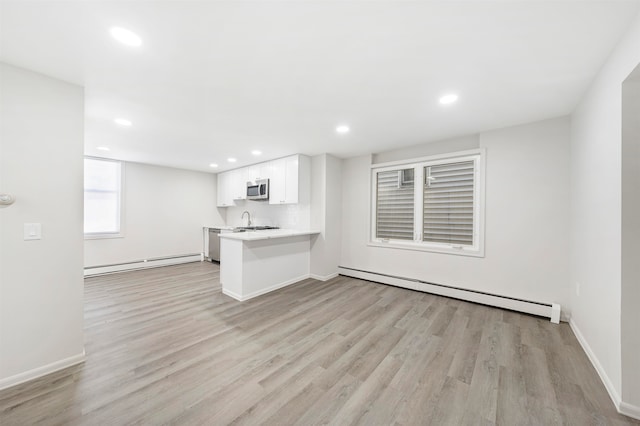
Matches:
[327,355,403,425]
[0,262,637,425]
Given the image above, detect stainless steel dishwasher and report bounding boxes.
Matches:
[208,228,222,263]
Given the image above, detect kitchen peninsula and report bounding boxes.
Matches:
[219,229,320,301]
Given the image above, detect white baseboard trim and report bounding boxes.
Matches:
[309,272,339,281]
[222,274,311,301]
[0,350,85,391]
[619,402,640,420]
[84,254,202,277]
[569,319,640,420]
[569,319,624,415]
[338,266,560,322]
[221,287,243,301]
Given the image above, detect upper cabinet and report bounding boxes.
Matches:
[269,155,304,205]
[217,154,309,207]
[231,168,248,201]
[268,157,286,204]
[247,162,271,182]
[216,171,234,207]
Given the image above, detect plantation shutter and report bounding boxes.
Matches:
[376,168,414,240]
[423,161,474,245]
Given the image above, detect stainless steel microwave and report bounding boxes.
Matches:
[247,179,269,200]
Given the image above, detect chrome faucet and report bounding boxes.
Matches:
[241,211,251,227]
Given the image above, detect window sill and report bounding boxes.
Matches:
[367,241,484,258]
[84,233,124,240]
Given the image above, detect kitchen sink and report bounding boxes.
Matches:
[233,226,279,232]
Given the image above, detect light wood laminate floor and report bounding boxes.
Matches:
[0,262,636,425]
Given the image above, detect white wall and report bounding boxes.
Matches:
[621,65,640,409]
[310,154,326,277]
[341,117,571,311]
[310,154,343,279]
[372,135,479,164]
[84,162,222,267]
[0,63,85,387]
[570,10,640,413]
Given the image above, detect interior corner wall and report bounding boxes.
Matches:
[324,154,343,276]
[569,10,640,410]
[0,63,85,386]
[340,116,571,312]
[84,161,221,267]
[310,154,343,279]
[621,66,640,409]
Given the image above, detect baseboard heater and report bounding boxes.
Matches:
[338,266,561,324]
[84,253,203,277]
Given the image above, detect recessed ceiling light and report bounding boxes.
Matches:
[109,27,142,47]
[251,150,262,156]
[439,94,459,105]
[336,125,350,134]
[227,158,237,163]
[97,146,110,151]
[209,163,218,168]
[114,118,132,127]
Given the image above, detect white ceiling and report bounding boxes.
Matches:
[1,1,639,173]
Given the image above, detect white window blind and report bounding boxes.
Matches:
[376,168,414,240]
[84,158,122,235]
[423,161,475,245]
[371,150,484,256]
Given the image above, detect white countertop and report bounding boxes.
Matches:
[219,229,320,241]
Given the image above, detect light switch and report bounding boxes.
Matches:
[24,223,42,240]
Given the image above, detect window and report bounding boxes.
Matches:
[84,158,123,238]
[423,160,475,245]
[376,168,415,240]
[371,150,484,256]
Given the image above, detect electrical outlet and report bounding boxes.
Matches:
[576,281,581,296]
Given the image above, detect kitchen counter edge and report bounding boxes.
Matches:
[218,229,320,241]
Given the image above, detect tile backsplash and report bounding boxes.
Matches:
[223,201,310,230]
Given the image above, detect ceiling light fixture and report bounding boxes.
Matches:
[114,118,132,127]
[109,27,142,47]
[336,125,350,134]
[251,150,262,156]
[97,146,110,151]
[209,163,218,168]
[227,158,237,163]
[439,94,459,105]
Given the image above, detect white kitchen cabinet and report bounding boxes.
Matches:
[218,155,308,207]
[216,171,234,207]
[285,156,299,203]
[231,168,248,201]
[247,165,259,182]
[269,155,307,205]
[268,157,286,204]
[261,162,273,180]
[247,163,272,182]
